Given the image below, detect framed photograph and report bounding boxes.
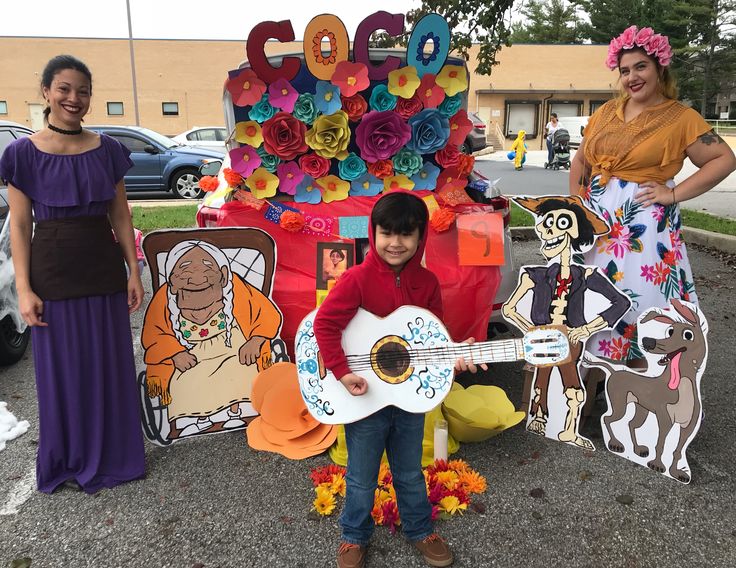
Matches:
[316,242,354,290]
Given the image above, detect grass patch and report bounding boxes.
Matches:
[132,204,199,234]
[510,207,534,227]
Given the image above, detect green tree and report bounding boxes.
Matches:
[509,0,585,43]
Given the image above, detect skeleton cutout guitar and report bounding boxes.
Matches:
[295,306,570,424]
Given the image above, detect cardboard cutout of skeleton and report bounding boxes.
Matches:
[582,299,708,483]
[502,195,631,450]
[140,228,287,445]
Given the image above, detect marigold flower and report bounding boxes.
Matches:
[438,495,467,515]
[330,473,347,497]
[457,470,487,494]
[310,464,346,487]
[430,208,456,232]
[313,488,336,516]
[245,167,279,199]
[279,211,305,232]
[198,175,219,192]
[447,459,470,473]
[435,469,460,490]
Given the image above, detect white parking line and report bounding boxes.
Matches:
[0,469,35,516]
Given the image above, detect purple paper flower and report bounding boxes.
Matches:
[355,110,412,163]
[229,145,261,178]
[276,161,305,195]
[268,78,299,113]
[294,175,322,204]
[349,173,383,197]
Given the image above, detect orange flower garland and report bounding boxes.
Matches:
[430,208,456,232]
[198,175,219,192]
[222,167,244,187]
[279,210,306,232]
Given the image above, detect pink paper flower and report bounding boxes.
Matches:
[268,78,299,113]
[276,161,305,195]
[226,69,267,107]
[229,145,261,178]
[416,74,445,109]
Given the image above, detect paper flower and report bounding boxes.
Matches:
[387,66,420,99]
[331,61,369,98]
[457,153,475,176]
[298,153,331,179]
[245,167,279,199]
[349,173,383,197]
[276,161,305,195]
[448,110,474,146]
[435,144,461,168]
[436,167,465,191]
[436,64,468,97]
[256,145,281,173]
[367,159,394,179]
[306,111,351,161]
[338,152,368,181]
[234,121,263,147]
[261,111,308,161]
[392,148,423,177]
[229,145,261,178]
[438,94,462,118]
[198,175,219,192]
[280,210,305,232]
[222,167,244,187]
[430,207,456,232]
[226,68,266,107]
[369,84,398,112]
[341,93,368,122]
[294,176,322,204]
[406,109,451,155]
[315,81,343,115]
[411,162,441,190]
[316,175,350,203]
[396,94,424,120]
[248,93,276,123]
[355,110,412,163]
[383,174,415,193]
[267,77,299,113]
[293,93,320,125]
[417,74,445,108]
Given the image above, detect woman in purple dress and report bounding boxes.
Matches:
[1,55,145,493]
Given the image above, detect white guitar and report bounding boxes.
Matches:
[295,306,570,424]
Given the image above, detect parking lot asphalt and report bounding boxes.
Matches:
[1,239,735,568]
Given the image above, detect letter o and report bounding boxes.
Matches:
[303,15,350,81]
[406,14,450,77]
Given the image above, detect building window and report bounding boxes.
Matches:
[0,101,7,115]
[504,101,540,138]
[162,102,179,116]
[589,100,608,115]
[107,102,124,116]
[549,100,583,119]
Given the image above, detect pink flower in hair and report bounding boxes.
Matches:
[635,27,655,48]
[619,26,638,49]
[606,26,673,69]
[657,41,673,66]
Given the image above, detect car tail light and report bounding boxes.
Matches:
[475,123,486,129]
[488,195,511,227]
[196,207,220,228]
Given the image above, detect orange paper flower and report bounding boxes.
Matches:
[222,167,244,187]
[280,210,306,232]
[457,153,475,176]
[430,208,456,232]
[367,159,394,179]
[198,175,219,192]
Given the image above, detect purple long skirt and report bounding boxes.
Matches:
[31,292,145,494]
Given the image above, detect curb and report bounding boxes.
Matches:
[510,226,736,255]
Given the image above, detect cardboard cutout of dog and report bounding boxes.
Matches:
[502,195,631,450]
[582,299,708,483]
[140,228,286,445]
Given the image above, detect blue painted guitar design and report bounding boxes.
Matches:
[295,306,570,424]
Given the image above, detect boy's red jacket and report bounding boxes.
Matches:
[313,192,444,380]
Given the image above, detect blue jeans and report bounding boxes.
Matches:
[546,138,554,163]
[341,406,432,545]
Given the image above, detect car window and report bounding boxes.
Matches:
[111,134,150,153]
[0,130,16,158]
[196,129,219,142]
[186,132,199,141]
[216,128,227,141]
[11,128,31,140]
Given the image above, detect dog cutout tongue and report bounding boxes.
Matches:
[668,352,682,390]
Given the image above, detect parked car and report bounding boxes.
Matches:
[88,125,224,199]
[172,126,228,151]
[0,120,33,365]
[462,111,488,154]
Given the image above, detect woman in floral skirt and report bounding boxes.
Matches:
[570,26,736,361]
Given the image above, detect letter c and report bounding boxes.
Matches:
[246,20,301,84]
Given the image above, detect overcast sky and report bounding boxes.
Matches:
[0,0,423,40]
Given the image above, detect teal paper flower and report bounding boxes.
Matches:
[392,148,423,177]
[369,84,398,112]
[293,93,320,125]
[338,153,368,181]
[256,145,281,173]
[438,94,462,118]
[249,93,276,123]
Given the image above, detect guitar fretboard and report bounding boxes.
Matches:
[406,339,524,366]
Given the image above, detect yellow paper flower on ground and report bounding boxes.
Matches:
[234,121,263,147]
[314,487,337,516]
[436,65,469,97]
[306,110,351,160]
[245,167,279,199]
[317,175,350,203]
[383,174,415,193]
[439,495,467,515]
[387,66,420,99]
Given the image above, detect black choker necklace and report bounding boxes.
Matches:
[48,123,83,136]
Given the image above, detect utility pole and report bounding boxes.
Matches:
[126,0,140,126]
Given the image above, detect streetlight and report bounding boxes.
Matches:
[126,0,140,126]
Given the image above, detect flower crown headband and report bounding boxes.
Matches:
[606,25,673,70]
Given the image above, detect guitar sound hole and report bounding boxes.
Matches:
[375,343,410,381]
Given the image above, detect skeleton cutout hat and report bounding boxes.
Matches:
[514,195,609,236]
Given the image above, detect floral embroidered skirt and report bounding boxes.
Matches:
[583,175,697,361]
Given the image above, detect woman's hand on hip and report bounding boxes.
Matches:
[127,274,144,313]
[18,290,48,327]
[635,181,674,207]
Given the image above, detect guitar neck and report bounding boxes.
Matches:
[410,339,524,366]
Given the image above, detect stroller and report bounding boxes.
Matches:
[544,128,571,170]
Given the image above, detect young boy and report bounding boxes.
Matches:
[314,191,481,568]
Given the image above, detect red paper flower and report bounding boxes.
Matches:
[198,175,219,192]
[331,60,370,98]
[436,167,465,192]
[280,211,306,232]
[341,93,368,122]
[448,110,474,146]
[261,111,308,161]
[457,153,475,176]
[222,167,244,187]
[435,144,461,169]
[226,68,266,107]
[367,159,394,179]
[417,74,445,108]
[299,153,331,179]
[430,208,456,232]
[395,94,424,120]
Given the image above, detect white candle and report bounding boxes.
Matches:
[433,419,448,462]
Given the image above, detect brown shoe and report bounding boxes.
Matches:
[336,541,366,568]
[413,533,453,567]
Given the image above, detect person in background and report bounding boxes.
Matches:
[545,113,562,165]
[509,130,527,171]
[569,26,736,364]
[1,55,145,493]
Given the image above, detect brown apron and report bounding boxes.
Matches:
[31,215,128,301]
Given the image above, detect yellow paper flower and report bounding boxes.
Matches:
[436,65,469,97]
[245,167,279,199]
[457,470,487,494]
[387,66,420,99]
[306,110,351,160]
[383,174,415,193]
[234,121,263,147]
[313,488,336,516]
[435,470,459,491]
[317,175,350,203]
[439,495,467,515]
[330,474,347,497]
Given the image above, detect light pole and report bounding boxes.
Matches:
[126,0,140,126]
